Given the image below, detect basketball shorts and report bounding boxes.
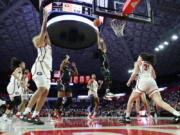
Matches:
[31,62,51,90]
[88,90,98,98]
[134,77,159,97]
[57,81,72,92]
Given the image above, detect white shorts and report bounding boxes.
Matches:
[134,77,159,97]
[88,90,98,98]
[7,83,21,101]
[31,62,51,90]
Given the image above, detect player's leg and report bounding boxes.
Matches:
[151,91,180,123]
[52,91,64,120]
[140,93,149,113]
[87,95,95,120]
[23,87,45,114]
[24,87,49,125]
[52,81,65,120]
[33,89,49,116]
[20,87,47,124]
[17,99,28,115]
[135,98,140,115]
[92,97,99,119]
[63,92,72,108]
[120,91,142,123]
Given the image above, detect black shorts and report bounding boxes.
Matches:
[57,81,72,92]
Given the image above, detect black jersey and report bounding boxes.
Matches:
[97,49,109,69]
[61,66,72,82]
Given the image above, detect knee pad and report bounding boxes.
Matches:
[63,97,72,108]
[55,98,63,109]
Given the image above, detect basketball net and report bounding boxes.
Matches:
[111,19,127,37]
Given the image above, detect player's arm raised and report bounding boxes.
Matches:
[127,62,140,87]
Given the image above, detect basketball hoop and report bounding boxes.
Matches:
[110,19,127,37]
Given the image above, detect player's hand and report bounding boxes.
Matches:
[98,80,103,84]
[20,81,26,88]
[71,62,76,67]
[65,55,70,60]
[126,81,131,87]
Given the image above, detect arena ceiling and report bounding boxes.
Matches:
[0,0,180,84]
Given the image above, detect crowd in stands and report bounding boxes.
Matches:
[40,89,180,117]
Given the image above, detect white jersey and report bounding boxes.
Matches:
[135,61,158,97]
[138,61,153,79]
[7,70,22,99]
[35,45,52,71]
[31,44,52,89]
[88,80,98,97]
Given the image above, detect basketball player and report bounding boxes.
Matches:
[0,57,25,122]
[87,74,103,120]
[121,53,180,123]
[20,10,52,125]
[131,72,149,116]
[52,55,78,120]
[95,34,114,98]
[16,69,32,118]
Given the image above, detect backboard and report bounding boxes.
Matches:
[93,0,153,23]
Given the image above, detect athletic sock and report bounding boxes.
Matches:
[172,111,180,117]
[32,111,39,118]
[23,107,31,115]
[125,112,130,118]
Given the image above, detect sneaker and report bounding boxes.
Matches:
[171,116,180,124]
[16,114,21,118]
[20,113,32,122]
[119,116,131,123]
[87,114,93,120]
[30,115,44,125]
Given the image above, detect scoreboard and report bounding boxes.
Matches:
[44,1,93,16]
[43,0,108,20]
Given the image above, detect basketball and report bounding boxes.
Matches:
[93,19,102,27]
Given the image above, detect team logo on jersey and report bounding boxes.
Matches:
[37,72,43,75]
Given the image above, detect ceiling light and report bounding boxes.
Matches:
[155,48,160,52]
[159,45,164,49]
[171,34,178,40]
[163,41,169,45]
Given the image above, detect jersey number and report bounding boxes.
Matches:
[144,64,150,71]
